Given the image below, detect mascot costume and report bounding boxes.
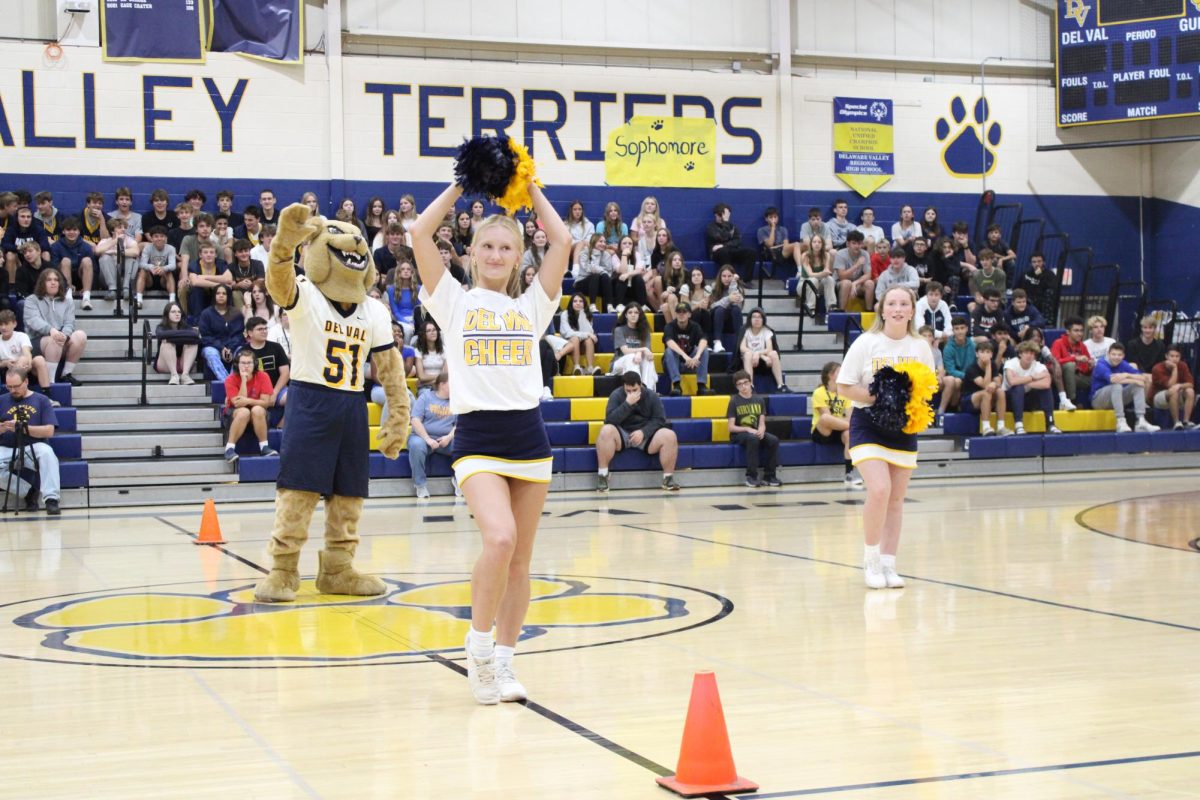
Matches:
[253,204,409,603]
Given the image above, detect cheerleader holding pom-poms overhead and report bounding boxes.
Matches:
[412,135,569,704]
[836,285,937,589]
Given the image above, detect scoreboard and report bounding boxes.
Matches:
[1056,0,1200,126]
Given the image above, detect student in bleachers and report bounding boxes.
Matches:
[981,223,1017,270]
[633,219,665,307]
[951,222,978,280]
[215,189,235,219]
[837,285,935,589]
[258,189,279,229]
[467,199,485,233]
[1084,315,1115,361]
[212,214,235,264]
[2,206,51,278]
[610,305,656,387]
[386,261,420,344]
[242,279,287,351]
[650,228,675,272]
[154,301,200,385]
[596,371,680,492]
[596,201,627,245]
[559,293,600,375]
[856,207,886,248]
[797,206,832,255]
[728,369,781,488]
[708,265,744,353]
[636,196,667,235]
[1003,288,1045,335]
[705,203,757,281]
[184,240,233,321]
[1091,343,1160,433]
[408,371,457,499]
[968,250,1006,312]
[374,223,415,280]
[826,198,856,249]
[612,235,650,313]
[249,225,274,269]
[143,189,177,233]
[299,191,320,216]
[573,233,615,312]
[34,191,65,243]
[971,288,1004,343]
[94,216,141,302]
[437,220,467,261]
[452,210,475,255]
[658,249,687,323]
[24,269,87,387]
[415,318,446,394]
[869,237,890,280]
[797,234,838,316]
[1016,253,1055,320]
[835,231,874,312]
[1020,326,1075,411]
[241,316,290,422]
[0,309,52,394]
[891,204,920,249]
[756,206,790,275]
[943,316,976,405]
[1151,346,1196,430]
[199,284,244,381]
[962,339,1009,436]
[135,225,178,310]
[915,281,952,345]
[931,237,962,298]
[14,242,48,301]
[919,325,956,421]
[368,322,418,421]
[875,246,920,302]
[908,237,933,294]
[221,349,278,463]
[738,308,789,393]
[235,206,264,246]
[50,218,94,311]
[398,194,419,236]
[362,197,386,245]
[663,302,713,396]
[1125,316,1166,373]
[79,191,109,246]
[168,203,193,251]
[1003,341,1063,435]
[920,206,942,248]
[1051,316,1094,406]
[679,266,714,337]
[521,227,549,272]
[811,361,859,487]
[991,323,1016,369]
[562,200,592,244]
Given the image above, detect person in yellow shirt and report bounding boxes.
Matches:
[811,361,858,487]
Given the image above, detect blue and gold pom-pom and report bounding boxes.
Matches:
[453,134,543,216]
[864,362,938,435]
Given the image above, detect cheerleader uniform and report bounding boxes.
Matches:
[419,274,561,486]
[837,330,935,469]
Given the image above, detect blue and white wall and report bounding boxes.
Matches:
[0,0,1192,310]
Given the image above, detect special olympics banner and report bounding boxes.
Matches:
[605,116,716,189]
[101,0,205,63]
[833,97,894,197]
[210,0,303,64]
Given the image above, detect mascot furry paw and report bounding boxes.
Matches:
[253,203,410,603]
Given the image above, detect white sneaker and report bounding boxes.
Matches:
[496,660,527,702]
[589,303,599,313]
[614,304,625,315]
[181,374,195,385]
[1135,418,1160,433]
[863,552,887,590]
[1014,422,1025,435]
[981,423,995,436]
[712,340,725,353]
[882,563,905,589]
[1173,421,1185,431]
[464,635,500,705]
[844,469,863,488]
[997,424,1013,437]
[168,374,180,385]
[415,485,431,499]
[1059,395,1077,412]
[1049,425,1063,434]
[1115,419,1132,433]
[540,386,554,401]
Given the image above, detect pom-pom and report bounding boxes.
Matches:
[453,135,516,199]
[452,135,543,216]
[863,362,938,435]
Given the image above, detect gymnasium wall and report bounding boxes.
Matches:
[0,34,1164,309]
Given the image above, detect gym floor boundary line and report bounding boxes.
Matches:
[735,748,1200,798]
[622,524,1200,634]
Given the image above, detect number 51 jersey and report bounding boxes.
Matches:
[283,276,395,392]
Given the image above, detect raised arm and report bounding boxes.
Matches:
[410,184,464,297]
[267,204,320,309]
[533,185,571,297]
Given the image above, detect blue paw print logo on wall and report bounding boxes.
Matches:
[936,97,1002,178]
[684,161,694,171]
[651,119,664,130]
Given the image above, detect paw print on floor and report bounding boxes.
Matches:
[935,97,1002,177]
[651,119,664,130]
[684,161,695,171]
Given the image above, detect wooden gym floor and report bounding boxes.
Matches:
[0,469,1197,799]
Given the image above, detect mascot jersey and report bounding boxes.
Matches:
[284,276,394,391]
[420,276,561,414]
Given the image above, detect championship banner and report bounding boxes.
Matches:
[101,0,205,63]
[210,0,304,64]
[833,97,894,197]
[604,116,716,189]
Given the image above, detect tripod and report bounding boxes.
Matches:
[2,424,41,516]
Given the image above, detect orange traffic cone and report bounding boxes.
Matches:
[656,671,758,796]
[194,498,225,545]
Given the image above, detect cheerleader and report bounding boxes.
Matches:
[412,163,569,705]
[836,285,934,589]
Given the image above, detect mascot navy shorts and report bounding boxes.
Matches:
[278,381,370,497]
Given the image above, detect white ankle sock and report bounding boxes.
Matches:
[880,554,896,569]
[168,293,176,302]
[598,468,609,477]
[46,361,59,379]
[864,543,881,560]
[61,362,75,376]
[494,644,515,665]
[468,626,494,659]
[258,440,268,450]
